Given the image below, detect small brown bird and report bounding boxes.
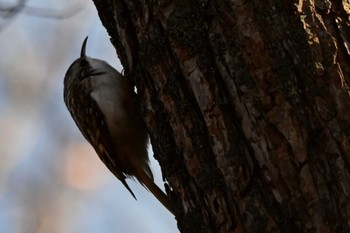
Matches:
[63,37,173,214]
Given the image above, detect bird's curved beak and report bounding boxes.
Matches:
[81,36,88,58]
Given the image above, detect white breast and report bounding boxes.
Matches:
[90,75,126,134]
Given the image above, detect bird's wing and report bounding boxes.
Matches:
[71,78,136,199]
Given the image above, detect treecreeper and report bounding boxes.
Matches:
[63,37,173,215]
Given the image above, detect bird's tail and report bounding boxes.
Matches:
[136,170,174,215]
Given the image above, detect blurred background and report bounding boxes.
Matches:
[0,0,177,232]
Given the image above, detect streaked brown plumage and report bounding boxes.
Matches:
[63,37,173,215]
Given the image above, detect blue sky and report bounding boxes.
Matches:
[0,1,177,232]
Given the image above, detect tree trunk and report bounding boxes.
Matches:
[92,0,350,232]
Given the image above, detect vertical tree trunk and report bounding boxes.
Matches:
[92,0,350,232]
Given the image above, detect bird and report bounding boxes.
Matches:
[63,37,173,215]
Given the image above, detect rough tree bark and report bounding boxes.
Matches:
[91,0,350,232]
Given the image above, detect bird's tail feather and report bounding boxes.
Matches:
[137,170,174,215]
